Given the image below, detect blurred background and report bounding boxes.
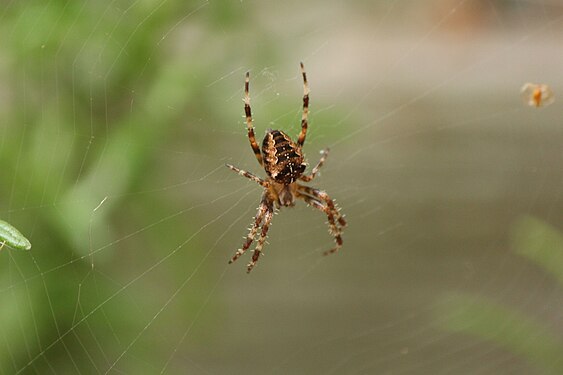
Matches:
[1,0,563,374]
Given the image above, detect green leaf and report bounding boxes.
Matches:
[440,294,563,374]
[0,220,31,250]
[512,216,563,287]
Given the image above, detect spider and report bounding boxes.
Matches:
[226,62,347,273]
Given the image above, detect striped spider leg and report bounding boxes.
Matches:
[296,185,347,255]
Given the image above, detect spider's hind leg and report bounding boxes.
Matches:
[229,201,268,265]
[297,185,346,255]
[246,206,274,273]
[229,192,275,273]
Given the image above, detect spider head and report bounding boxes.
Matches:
[275,184,297,207]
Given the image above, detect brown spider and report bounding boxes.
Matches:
[226,62,347,273]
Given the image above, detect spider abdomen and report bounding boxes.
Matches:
[262,130,306,184]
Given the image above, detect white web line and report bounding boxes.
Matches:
[0,173,240,294]
[103,190,252,373]
[2,0,563,373]
[333,10,563,148]
[278,9,562,375]
[157,1,210,46]
[158,201,259,373]
[15,186,254,374]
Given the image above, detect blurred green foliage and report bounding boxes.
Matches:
[0,0,350,370]
[441,294,563,374]
[0,1,256,372]
[439,217,563,374]
[512,216,563,286]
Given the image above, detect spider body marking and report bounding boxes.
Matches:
[262,130,306,186]
[227,63,346,273]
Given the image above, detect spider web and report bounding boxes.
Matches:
[1,0,563,374]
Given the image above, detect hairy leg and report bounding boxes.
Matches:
[297,186,346,255]
[229,199,268,264]
[247,207,274,273]
[300,148,329,182]
[297,62,310,147]
[244,72,264,166]
[299,185,347,228]
[226,164,268,187]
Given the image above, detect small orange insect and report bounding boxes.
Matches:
[520,83,554,108]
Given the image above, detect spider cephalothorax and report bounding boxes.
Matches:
[226,63,347,272]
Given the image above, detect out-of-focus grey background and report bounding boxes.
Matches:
[1,0,562,374]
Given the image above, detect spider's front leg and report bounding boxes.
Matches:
[244,71,264,167]
[297,62,310,147]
